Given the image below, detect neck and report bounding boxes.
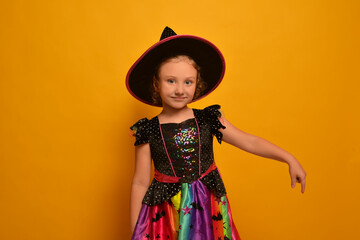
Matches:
[160,104,191,117]
[158,104,194,123]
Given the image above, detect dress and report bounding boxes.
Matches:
[130,105,241,240]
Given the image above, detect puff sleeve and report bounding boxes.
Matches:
[130,118,150,146]
[203,105,226,144]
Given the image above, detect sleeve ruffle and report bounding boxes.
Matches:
[130,118,150,146]
[203,105,226,143]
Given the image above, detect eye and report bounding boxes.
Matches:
[167,79,175,84]
[185,80,193,85]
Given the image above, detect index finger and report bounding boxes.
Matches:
[301,179,306,193]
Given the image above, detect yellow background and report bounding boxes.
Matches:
[1,0,359,239]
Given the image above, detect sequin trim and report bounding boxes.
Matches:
[159,118,201,181]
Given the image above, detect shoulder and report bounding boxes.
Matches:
[193,104,223,118]
[130,117,150,133]
[130,117,159,146]
[194,104,226,143]
[130,116,158,134]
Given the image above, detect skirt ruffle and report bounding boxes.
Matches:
[132,180,240,240]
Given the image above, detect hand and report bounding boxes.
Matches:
[288,159,307,193]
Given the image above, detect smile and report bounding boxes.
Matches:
[171,97,187,101]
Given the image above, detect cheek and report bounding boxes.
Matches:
[188,85,196,95]
[159,85,171,96]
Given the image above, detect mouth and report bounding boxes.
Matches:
[171,97,187,101]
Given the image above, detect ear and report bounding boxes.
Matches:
[153,77,160,92]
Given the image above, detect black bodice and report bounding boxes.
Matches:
[130,105,227,205]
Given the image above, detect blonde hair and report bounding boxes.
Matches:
[151,55,207,106]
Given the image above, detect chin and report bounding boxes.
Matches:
[170,104,188,109]
[163,101,190,110]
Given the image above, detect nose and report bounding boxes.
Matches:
[175,84,184,95]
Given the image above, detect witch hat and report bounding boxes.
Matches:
[126,26,225,106]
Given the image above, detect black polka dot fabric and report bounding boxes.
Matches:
[142,179,182,206]
[200,169,227,197]
[130,104,227,206]
[130,118,150,146]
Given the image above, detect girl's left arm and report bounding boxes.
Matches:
[219,117,307,193]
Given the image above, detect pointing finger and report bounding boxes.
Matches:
[301,179,306,193]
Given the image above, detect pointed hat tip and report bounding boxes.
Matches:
[160,26,177,40]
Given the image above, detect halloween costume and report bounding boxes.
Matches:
[127,27,241,240]
[130,105,240,240]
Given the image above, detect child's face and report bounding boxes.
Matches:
[157,58,197,110]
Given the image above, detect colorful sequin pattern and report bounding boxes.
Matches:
[161,119,200,182]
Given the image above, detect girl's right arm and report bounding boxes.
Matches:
[130,143,152,234]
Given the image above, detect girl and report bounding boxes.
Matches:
[126,27,306,240]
